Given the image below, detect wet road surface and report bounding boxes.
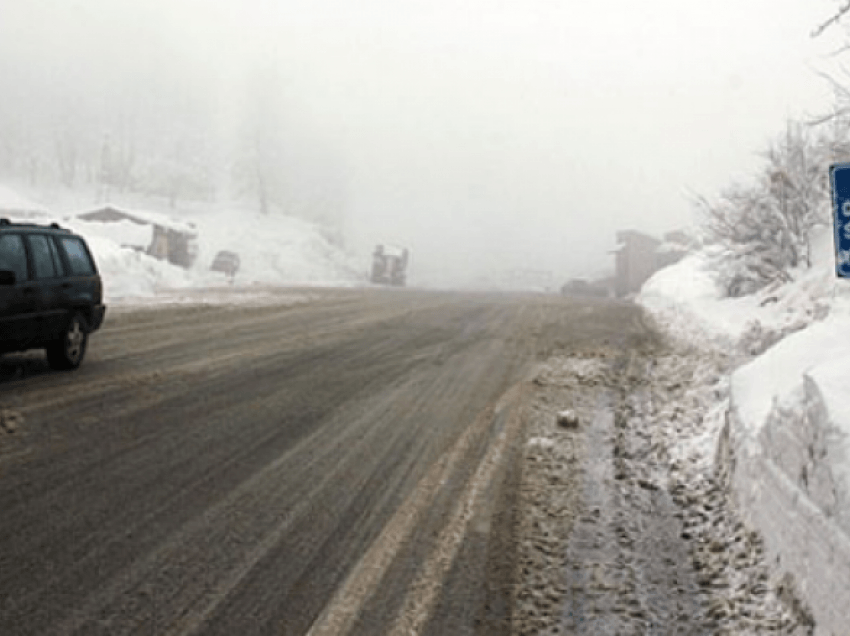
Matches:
[0,288,655,635]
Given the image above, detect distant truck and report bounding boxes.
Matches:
[370,244,409,286]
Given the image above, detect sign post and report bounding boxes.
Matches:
[830,162,850,277]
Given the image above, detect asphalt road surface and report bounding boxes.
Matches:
[0,288,655,636]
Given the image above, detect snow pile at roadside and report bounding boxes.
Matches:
[77,233,197,301]
[730,314,850,537]
[54,207,364,304]
[637,225,850,634]
[639,226,835,352]
[637,251,731,347]
[727,319,850,635]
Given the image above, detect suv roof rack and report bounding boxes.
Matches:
[0,218,68,231]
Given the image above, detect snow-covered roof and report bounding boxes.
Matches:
[378,244,407,258]
[0,185,47,213]
[656,242,689,254]
[76,206,197,235]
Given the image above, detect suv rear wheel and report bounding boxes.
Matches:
[46,312,88,370]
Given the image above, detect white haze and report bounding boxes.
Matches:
[0,0,844,287]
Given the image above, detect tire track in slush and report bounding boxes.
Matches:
[3,310,459,624]
[0,290,653,635]
[306,383,526,636]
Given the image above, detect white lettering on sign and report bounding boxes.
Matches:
[838,249,850,276]
[843,200,850,217]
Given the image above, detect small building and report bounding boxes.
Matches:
[76,206,198,268]
[610,230,661,297]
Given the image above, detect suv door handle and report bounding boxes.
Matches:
[61,282,72,289]
[22,287,35,295]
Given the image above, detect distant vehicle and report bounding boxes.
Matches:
[371,244,409,286]
[0,218,106,370]
[211,250,240,281]
[561,278,610,298]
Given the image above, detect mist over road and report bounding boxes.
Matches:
[0,288,652,635]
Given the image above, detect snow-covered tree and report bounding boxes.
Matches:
[699,122,832,296]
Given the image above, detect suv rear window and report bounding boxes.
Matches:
[59,236,96,276]
[0,234,29,282]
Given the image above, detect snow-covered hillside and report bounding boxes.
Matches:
[2,188,366,304]
[66,208,365,304]
[638,225,850,635]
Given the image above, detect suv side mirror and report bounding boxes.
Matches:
[0,270,16,285]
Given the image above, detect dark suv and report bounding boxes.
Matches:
[0,218,106,370]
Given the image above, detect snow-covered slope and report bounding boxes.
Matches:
[51,206,366,304]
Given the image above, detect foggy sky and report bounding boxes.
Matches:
[0,0,845,286]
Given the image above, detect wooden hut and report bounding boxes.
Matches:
[77,206,198,268]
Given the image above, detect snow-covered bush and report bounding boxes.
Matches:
[698,122,832,297]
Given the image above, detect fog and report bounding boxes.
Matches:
[0,0,843,286]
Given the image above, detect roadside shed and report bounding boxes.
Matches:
[76,206,198,268]
[610,230,661,297]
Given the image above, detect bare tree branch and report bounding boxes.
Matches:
[813,1,850,37]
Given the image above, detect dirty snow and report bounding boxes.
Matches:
[638,223,850,635]
[521,352,812,634]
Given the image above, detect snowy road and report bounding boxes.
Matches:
[0,288,651,635]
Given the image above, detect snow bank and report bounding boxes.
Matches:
[638,252,732,347]
[730,316,850,444]
[639,226,835,352]
[729,315,850,520]
[79,234,195,302]
[728,345,850,636]
[639,225,850,635]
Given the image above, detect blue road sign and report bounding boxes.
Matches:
[831,162,850,277]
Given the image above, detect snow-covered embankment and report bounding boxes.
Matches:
[639,236,850,635]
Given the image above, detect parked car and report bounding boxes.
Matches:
[0,218,106,370]
[210,250,240,281]
[561,278,610,298]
